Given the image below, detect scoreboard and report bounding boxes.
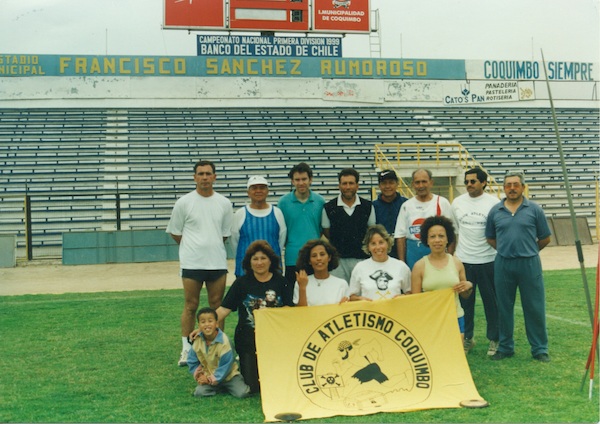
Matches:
[229,0,310,31]
[164,0,370,33]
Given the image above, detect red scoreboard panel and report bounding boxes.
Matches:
[313,0,370,33]
[164,0,224,29]
[164,0,369,33]
[229,0,309,31]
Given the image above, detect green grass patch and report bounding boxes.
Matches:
[0,269,598,422]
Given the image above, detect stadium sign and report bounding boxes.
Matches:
[443,81,535,105]
[164,0,370,34]
[0,54,466,80]
[313,0,370,33]
[466,60,597,81]
[197,35,342,58]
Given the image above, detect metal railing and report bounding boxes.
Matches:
[373,144,599,241]
[1,190,182,260]
[374,142,503,199]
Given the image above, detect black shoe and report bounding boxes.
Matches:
[491,351,514,361]
[533,353,551,362]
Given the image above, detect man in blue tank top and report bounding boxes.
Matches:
[230,176,287,278]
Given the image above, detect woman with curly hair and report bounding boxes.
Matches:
[411,216,473,340]
[294,239,349,306]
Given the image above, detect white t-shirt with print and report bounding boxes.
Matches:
[348,257,411,300]
[394,195,453,241]
[452,192,499,264]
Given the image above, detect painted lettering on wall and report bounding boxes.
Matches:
[0,55,45,75]
[483,60,594,80]
[58,57,187,75]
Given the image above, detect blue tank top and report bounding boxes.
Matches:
[235,206,281,276]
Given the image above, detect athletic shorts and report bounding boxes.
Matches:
[181,269,227,283]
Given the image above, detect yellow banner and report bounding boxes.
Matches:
[254,289,485,421]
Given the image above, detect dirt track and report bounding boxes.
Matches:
[0,244,597,297]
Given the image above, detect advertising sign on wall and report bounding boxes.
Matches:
[442,81,536,105]
[197,35,342,57]
[313,0,370,33]
[466,60,597,81]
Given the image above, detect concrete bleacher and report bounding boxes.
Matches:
[431,107,599,234]
[0,106,597,259]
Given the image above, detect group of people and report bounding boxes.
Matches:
[166,160,552,399]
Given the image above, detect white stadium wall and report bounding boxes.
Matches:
[0,76,597,109]
[0,55,597,108]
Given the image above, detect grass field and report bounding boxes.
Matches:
[0,268,598,423]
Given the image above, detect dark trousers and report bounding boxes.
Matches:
[460,261,499,341]
[283,265,297,306]
[238,350,260,394]
[494,255,549,356]
[235,330,260,394]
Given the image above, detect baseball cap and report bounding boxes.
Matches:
[247,175,269,188]
[378,170,398,183]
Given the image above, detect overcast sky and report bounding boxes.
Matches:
[0,0,598,63]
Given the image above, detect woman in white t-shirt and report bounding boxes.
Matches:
[349,224,411,301]
[293,239,349,306]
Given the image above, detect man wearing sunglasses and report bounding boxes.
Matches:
[452,167,500,357]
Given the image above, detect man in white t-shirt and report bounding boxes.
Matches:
[166,160,233,367]
[452,167,500,356]
[394,168,453,269]
[230,175,287,278]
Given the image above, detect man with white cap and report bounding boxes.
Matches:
[230,175,287,277]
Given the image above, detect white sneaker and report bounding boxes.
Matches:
[487,340,499,356]
[178,349,189,367]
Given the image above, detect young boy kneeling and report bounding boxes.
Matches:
[188,307,250,398]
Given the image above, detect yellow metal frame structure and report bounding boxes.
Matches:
[373,143,598,242]
[374,143,503,199]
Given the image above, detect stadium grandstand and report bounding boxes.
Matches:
[0,52,598,261]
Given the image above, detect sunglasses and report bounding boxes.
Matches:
[464,179,479,185]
